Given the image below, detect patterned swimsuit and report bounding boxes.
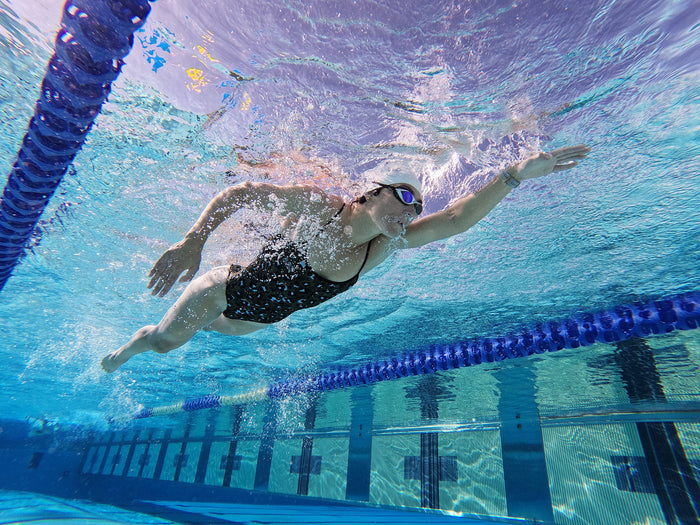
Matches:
[222,207,371,324]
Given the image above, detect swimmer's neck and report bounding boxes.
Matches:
[340,201,382,246]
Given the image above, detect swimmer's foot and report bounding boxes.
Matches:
[101,327,156,373]
[101,345,145,373]
[101,351,129,373]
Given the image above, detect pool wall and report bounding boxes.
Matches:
[1,335,699,524]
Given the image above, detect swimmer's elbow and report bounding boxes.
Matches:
[223,181,317,214]
[441,208,470,237]
[228,180,266,194]
[406,209,464,246]
[444,198,486,235]
[215,182,261,213]
[225,181,273,203]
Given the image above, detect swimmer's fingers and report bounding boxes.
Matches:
[146,273,159,291]
[551,145,591,172]
[147,275,164,295]
[151,271,180,297]
[147,251,175,280]
[515,145,590,181]
[147,271,164,294]
[146,257,178,296]
[178,267,198,283]
[156,276,178,297]
[550,145,591,167]
[146,238,203,295]
[553,161,579,172]
[550,144,591,157]
[146,258,174,294]
[147,256,200,296]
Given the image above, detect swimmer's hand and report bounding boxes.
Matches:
[513,144,591,181]
[147,235,204,297]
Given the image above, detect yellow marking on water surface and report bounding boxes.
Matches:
[186,67,207,92]
[197,45,218,63]
[187,67,204,81]
[241,92,252,111]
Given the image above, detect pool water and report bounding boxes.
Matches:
[0,0,698,523]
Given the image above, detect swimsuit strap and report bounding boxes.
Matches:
[355,238,372,278]
[324,203,345,226]
[320,202,370,279]
[316,202,369,279]
[332,202,371,279]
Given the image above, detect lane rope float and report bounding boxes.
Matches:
[113,291,699,423]
[0,0,152,291]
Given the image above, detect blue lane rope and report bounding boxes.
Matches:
[0,0,151,292]
[115,291,700,422]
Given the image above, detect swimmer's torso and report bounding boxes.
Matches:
[222,203,374,323]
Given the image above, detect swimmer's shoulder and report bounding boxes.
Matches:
[281,183,344,220]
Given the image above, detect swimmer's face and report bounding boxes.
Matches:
[368,184,422,238]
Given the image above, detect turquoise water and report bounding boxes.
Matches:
[0,0,696,425]
[0,0,699,522]
[0,489,175,524]
[1,489,508,524]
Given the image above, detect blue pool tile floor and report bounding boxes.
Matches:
[140,500,539,524]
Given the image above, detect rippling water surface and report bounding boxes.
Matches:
[0,0,698,422]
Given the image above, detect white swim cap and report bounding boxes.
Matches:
[362,160,423,196]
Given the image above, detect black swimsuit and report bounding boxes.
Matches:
[223,206,371,324]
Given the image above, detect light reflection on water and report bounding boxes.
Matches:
[0,0,697,430]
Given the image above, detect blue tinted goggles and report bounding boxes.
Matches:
[373,182,423,214]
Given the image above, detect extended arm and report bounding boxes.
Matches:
[184,182,297,243]
[403,145,591,248]
[148,182,336,296]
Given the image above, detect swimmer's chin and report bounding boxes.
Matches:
[383,221,407,239]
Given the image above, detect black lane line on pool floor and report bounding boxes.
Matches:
[616,338,700,524]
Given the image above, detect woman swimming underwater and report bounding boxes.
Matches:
[101,145,590,372]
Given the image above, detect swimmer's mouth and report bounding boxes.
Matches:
[385,216,407,234]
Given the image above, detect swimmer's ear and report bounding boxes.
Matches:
[353,194,368,205]
[361,188,382,202]
[353,188,379,206]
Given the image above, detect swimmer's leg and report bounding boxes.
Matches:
[101,266,261,373]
